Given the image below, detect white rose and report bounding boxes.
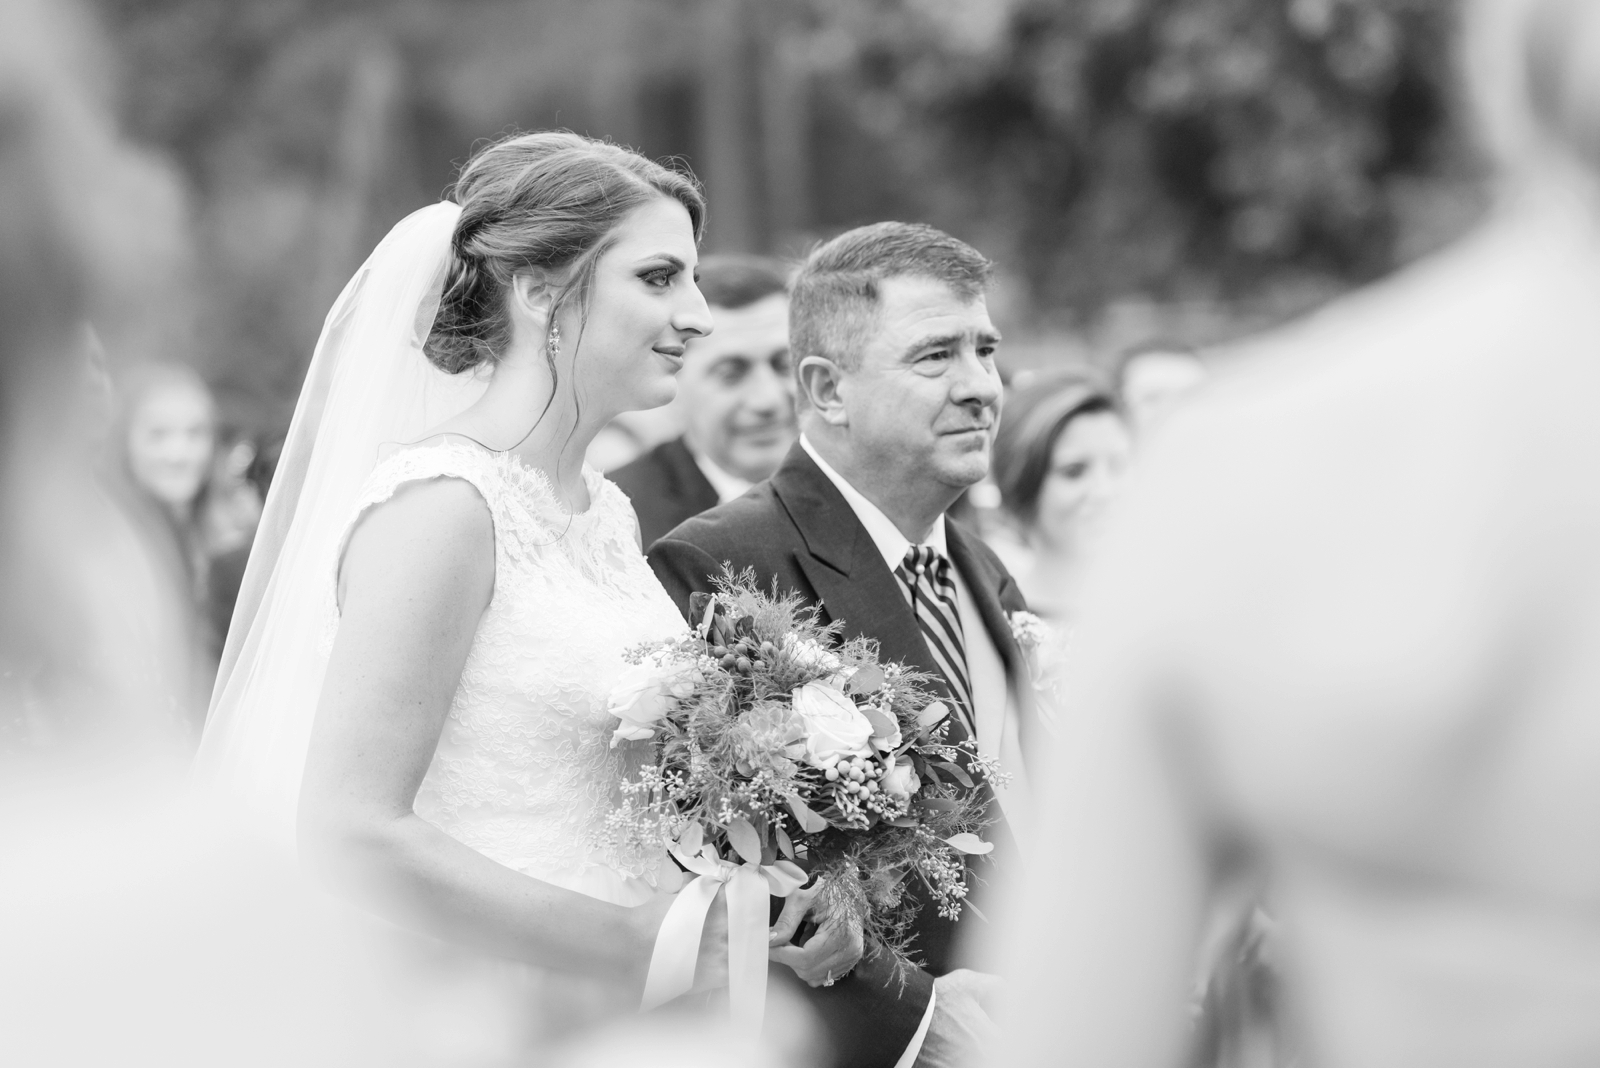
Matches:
[608,657,699,746]
[791,681,873,766]
[882,754,921,800]
[785,635,842,676]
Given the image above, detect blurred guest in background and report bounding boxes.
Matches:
[205,429,266,558]
[108,364,271,679]
[1115,341,1206,435]
[989,371,1131,620]
[111,361,217,607]
[103,361,232,728]
[997,0,1600,1065]
[612,254,793,547]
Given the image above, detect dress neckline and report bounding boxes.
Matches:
[388,435,604,521]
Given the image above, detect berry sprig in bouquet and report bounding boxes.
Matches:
[603,571,1003,973]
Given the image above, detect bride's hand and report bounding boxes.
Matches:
[634,886,730,996]
[767,880,865,987]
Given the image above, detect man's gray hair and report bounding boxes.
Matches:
[789,222,993,375]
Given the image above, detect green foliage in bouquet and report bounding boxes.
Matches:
[602,570,1004,972]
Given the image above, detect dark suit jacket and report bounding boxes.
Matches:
[609,437,721,549]
[647,443,1034,1068]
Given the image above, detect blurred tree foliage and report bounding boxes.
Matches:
[89,0,1489,425]
[795,0,1489,326]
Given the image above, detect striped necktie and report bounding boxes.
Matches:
[895,545,976,736]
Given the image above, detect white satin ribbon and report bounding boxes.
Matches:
[640,839,809,1039]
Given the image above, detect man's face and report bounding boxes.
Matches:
[676,293,795,482]
[837,276,1002,491]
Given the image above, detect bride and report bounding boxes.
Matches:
[196,132,858,1013]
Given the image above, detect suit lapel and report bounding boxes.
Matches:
[661,437,720,516]
[770,447,938,682]
[771,447,987,753]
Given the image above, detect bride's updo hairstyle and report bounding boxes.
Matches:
[425,131,706,374]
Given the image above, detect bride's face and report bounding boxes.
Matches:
[564,196,712,418]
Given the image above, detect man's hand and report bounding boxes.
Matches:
[915,969,1002,1068]
[767,879,865,987]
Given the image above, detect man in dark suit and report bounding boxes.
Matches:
[649,223,1037,1068]
[610,255,794,546]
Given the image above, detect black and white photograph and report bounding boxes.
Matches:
[3,0,1598,1065]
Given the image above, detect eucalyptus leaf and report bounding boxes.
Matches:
[847,663,885,695]
[936,760,975,789]
[756,817,778,866]
[944,833,994,855]
[727,818,762,864]
[787,794,829,833]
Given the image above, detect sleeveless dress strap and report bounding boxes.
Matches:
[318,442,508,655]
[338,440,509,571]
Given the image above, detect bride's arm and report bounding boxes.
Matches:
[298,477,695,989]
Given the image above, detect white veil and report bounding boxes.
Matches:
[195,201,489,846]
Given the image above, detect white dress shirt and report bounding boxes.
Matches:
[799,435,1033,1067]
[687,443,754,504]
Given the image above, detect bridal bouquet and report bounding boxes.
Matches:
[603,573,1001,1025]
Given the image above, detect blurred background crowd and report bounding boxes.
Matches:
[0,0,1540,1065]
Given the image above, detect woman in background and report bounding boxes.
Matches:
[990,371,1132,621]
[102,361,224,729]
[112,362,217,608]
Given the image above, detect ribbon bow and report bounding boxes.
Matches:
[640,827,809,1039]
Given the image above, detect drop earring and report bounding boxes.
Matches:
[546,321,562,357]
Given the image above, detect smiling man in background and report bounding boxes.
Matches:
[611,254,794,547]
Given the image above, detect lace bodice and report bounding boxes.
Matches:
[331,441,687,894]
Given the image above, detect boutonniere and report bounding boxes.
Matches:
[1007,610,1051,653]
[1006,611,1066,723]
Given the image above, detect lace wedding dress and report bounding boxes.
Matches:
[195,203,683,1044]
[331,439,687,907]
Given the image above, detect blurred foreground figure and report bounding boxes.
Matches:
[997,0,1600,1065]
[2,797,528,1068]
[0,0,191,770]
[0,4,517,1066]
